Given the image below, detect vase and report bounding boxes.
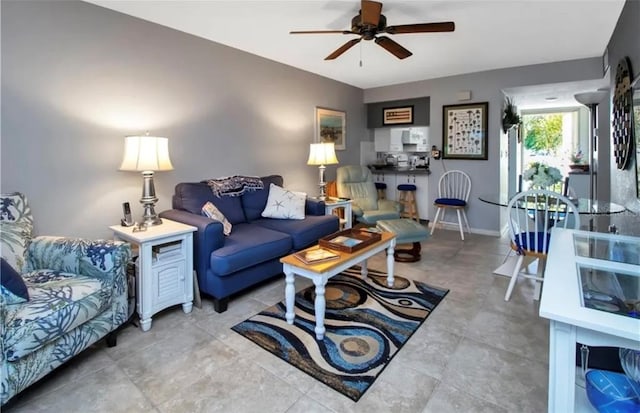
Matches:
[619,348,640,383]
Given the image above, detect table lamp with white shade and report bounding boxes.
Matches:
[119,134,174,226]
[307,142,338,200]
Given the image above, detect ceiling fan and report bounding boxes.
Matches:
[290,0,455,60]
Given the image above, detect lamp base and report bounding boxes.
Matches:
[141,204,162,226]
[139,171,163,226]
[317,164,327,201]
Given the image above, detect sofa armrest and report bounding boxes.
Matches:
[25,237,131,282]
[159,209,225,280]
[305,198,326,216]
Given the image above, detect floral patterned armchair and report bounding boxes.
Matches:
[0,193,130,405]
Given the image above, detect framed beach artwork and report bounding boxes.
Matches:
[442,102,489,160]
[315,107,346,150]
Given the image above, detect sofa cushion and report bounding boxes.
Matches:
[261,184,306,220]
[242,175,284,221]
[0,192,34,272]
[252,215,339,250]
[209,223,292,277]
[4,270,112,361]
[173,182,246,224]
[1,258,29,304]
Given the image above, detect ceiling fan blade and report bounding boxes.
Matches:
[361,0,382,26]
[290,30,354,35]
[385,22,455,34]
[325,38,362,60]
[374,36,412,59]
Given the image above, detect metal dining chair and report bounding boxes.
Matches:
[431,170,472,240]
[504,189,580,301]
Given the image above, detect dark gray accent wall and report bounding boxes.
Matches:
[364,58,604,233]
[607,0,640,223]
[1,1,365,238]
[366,97,430,128]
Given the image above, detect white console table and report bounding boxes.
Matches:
[539,228,640,412]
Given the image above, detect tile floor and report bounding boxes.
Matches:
[4,229,550,413]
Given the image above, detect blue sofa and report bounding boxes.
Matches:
[160,175,339,312]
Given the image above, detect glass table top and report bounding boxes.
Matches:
[574,234,640,265]
[574,232,640,319]
[479,193,627,215]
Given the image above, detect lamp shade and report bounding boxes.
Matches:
[119,135,174,172]
[574,91,608,106]
[307,143,338,166]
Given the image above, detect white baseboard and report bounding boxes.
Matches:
[430,221,501,237]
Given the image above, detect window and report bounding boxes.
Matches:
[520,108,588,179]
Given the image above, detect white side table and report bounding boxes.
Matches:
[110,219,196,331]
[325,198,352,229]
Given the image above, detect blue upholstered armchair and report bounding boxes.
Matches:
[336,165,401,225]
[0,193,131,405]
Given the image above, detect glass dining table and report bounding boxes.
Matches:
[479,193,627,277]
[478,193,627,216]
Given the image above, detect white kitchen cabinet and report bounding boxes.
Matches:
[374,129,403,152]
[383,173,398,201]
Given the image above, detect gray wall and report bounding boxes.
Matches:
[1,1,365,239]
[365,58,604,233]
[607,0,640,216]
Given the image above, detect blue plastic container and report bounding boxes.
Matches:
[585,369,640,412]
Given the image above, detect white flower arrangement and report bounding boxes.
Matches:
[523,162,563,188]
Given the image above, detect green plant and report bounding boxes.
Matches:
[570,149,584,164]
[523,114,562,153]
[502,97,521,133]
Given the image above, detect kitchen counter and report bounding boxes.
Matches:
[368,165,431,175]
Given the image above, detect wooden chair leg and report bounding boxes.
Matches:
[504,255,524,301]
[430,207,442,235]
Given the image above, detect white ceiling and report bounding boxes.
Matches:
[87,0,624,91]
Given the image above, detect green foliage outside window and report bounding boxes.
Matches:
[523,114,563,153]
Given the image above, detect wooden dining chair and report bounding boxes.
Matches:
[431,170,472,240]
[504,189,580,301]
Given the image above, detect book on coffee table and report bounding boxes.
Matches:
[294,248,340,265]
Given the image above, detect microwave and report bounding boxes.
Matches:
[401,129,425,144]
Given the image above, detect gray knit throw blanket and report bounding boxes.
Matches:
[203,175,264,197]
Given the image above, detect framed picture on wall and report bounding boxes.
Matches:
[442,102,489,160]
[382,106,414,125]
[315,107,346,150]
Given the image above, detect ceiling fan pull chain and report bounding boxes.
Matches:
[359,41,363,67]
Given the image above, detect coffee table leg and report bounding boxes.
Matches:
[313,279,326,340]
[284,266,295,324]
[386,239,396,287]
[360,260,368,280]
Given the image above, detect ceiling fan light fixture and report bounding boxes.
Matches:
[290,0,455,61]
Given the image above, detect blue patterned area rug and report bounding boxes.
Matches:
[231,267,448,401]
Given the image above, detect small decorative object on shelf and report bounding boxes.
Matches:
[569,149,590,172]
[502,96,521,133]
[523,162,563,189]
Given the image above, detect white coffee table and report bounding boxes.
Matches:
[280,232,396,340]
